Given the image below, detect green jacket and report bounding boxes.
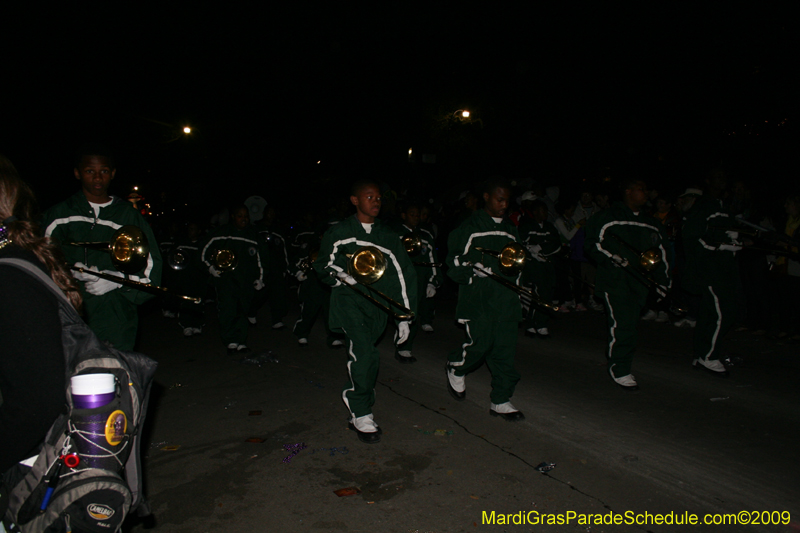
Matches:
[314,215,417,329]
[254,222,289,276]
[394,223,444,288]
[200,224,268,285]
[680,195,738,293]
[446,210,523,322]
[584,201,670,295]
[518,217,562,259]
[42,192,162,305]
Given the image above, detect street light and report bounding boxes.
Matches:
[183,126,191,134]
[455,109,470,120]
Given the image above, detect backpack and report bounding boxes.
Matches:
[0,258,158,533]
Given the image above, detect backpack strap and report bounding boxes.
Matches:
[0,258,76,313]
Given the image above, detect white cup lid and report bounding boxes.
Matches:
[70,373,116,395]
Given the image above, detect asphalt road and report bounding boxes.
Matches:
[129,290,800,533]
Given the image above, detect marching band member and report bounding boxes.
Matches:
[200,205,268,355]
[445,178,525,421]
[314,180,417,444]
[392,201,443,363]
[584,178,670,390]
[42,147,162,351]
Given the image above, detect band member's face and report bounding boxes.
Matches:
[233,208,250,229]
[625,181,648,210]
[74,155,115,203]
[401,206,420,229]
[533,206,548,223]
[483,187,510,218]
[351,185,381,222]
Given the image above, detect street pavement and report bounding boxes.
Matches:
[129,291,800,533]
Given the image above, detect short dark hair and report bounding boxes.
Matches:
[74,144,116,169]
[351,179,380,197]
[483,176,512,196]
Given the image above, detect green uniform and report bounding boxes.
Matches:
[42,192,162,350]
[314,215,417,418]
[288,224,339,345]
[584,202,670,378]
[172,238,207,329]
[446,210,523,405]
[393,223,444,354]
[680,196,738,362]
[518,216,561,330]
[200,224,268,347]
[248,223,289,326]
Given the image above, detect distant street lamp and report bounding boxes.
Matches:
[183,126,191,134]
[455,109,470,120]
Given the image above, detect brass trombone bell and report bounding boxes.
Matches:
[474,242,527,275]
[168,248,188,271]
[348,246,386,284]
[66,225,149,275]
[402,233,422,257]
[212,249,237,272]
[639,248,662,272]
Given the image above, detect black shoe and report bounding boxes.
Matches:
[348,421,382,444]
[395,352,417,364]
[446,365,465,401]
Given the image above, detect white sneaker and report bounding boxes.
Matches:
[489,401,525,421]
[655,311,669,323]
[237,344,249,351]
[694,357,728,375]
[673,317,697,328]
[609,368,638,389]
[352,414,379,433]
[298,338,308,345]
[183,327,194,337]
[421,324,434,332]
[588,298,605,312]
[227,343,239,350]
[247,317,257,325]
[331,339,343,346]
[641,309,657,321]
[536,327,550,336]
[526,327,537,334]
[191,327,202,335]
[447,368,465,393]
[397,350,412,358]
[272,322,285,329]
[162,310,177,318]
[489,402,519,414]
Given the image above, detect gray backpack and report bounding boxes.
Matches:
[0,258,157,532]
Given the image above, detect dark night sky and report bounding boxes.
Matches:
[1,5,792,216]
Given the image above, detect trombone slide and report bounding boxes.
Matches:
[471,264,559,312]
[71,265,201,303]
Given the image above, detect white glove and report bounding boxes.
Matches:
[474,262,492,278]
[426,284,436,298]
[611,254,629,268]
[336,271,358,286]
[254,279,265,290]
[718,243,742,252]
[296,271,308,282]
[725,230,740,241]
[72,262,99,282]
[397,321,410,344]
[526,244,542,255]
[84,270,123,296]
[209,265,221,278]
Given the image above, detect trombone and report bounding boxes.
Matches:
[605,234,686,313]
[402,233,443,267]
[472,243,559,312]
[337,246,415,321]
[65,225,201,303]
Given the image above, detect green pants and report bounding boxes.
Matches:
[600,289,647,377]
[84,291,138,351]
[293,276,338,345]
[419,293,436,326]
[447,319,520,404]
[248,271,288,326]
[522,262,556,330]
[340,300,389,418]
[215,277,255,346]
[694,284,736,361]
